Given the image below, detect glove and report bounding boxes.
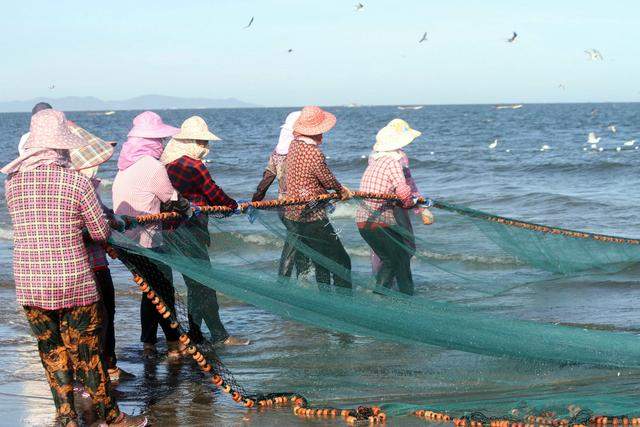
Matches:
[190,203,202,217]
[247,206,259,224]
[110,215,126,232]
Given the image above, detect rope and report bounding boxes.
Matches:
[103,244,387,424]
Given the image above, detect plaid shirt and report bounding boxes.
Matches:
[165,156,237,208]
[5,165,110,310]
[284,139,342,222]
[85,178,110,271]
[356,153,417,226]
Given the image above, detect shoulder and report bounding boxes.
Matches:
[59,167,93,189]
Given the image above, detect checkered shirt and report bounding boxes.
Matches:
[356,155,415,226]
[284,140,342,222]
[5,165,110,309]
[165,156,237,208]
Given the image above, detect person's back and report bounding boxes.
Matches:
[112,155,175,248]
[6,164,108,308]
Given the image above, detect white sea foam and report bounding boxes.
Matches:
[0,227,13,241]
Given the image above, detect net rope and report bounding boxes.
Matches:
[106,193,640,424]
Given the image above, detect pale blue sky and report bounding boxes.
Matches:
[1,0,638,106]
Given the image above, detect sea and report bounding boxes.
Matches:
[0,103,639,425]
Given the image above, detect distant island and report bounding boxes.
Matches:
[0,95,259,113]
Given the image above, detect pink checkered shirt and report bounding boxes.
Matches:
[112,155,177,248]
[5,165,111,310]
[356,153,417,226]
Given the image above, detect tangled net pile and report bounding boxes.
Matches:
[107,193,640,425]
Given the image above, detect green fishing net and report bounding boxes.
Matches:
[108,198,640,421]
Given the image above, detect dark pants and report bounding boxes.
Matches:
[179,216,229,344]
[24,302,120,425]
[359,226,414,295]
[95,268,117,369]
[118,251,180,345]
[289,218,352,288]
[279,216,311,278]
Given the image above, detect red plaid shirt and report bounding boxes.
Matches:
[165,156,237,208]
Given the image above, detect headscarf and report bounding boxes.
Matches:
[160,138,209,165]
[1,148,70,175]
[117,136,164,170]
[274,111,301,155]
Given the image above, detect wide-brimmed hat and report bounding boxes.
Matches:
[373,119,422,152]
[173,116,221,141]
[293,106,336,136]
[24,109,89,150]
[127,111,179,138]
[68,122,115,170]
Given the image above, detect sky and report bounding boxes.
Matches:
[1,0,638,106]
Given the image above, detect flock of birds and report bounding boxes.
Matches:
[488,123,637,153]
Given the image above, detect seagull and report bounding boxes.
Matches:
[355,2,364,11]
[488,139,499,149]
[558,84,566,90]
[608,124,617,133]
[244,16,254,29]
[419,32,428,43]
[585,49,603,61]
[540,144,551,151]
[287,49,293,53]
[507,31,518,43]
[587,132,601,144]
[48,84,55,90]
[616,147,622,152]
[624,139,636,146]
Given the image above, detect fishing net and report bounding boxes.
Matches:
[107,195,640,424]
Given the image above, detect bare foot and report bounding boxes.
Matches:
[222,336,250,346]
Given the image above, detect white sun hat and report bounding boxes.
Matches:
[373,118,422,152]
[173,116,221,141]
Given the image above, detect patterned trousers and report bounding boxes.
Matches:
[24,302,120,425]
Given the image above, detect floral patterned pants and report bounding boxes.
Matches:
[24,302,120,425]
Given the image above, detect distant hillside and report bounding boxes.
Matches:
[0,95,259,112]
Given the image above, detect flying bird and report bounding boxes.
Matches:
[287,49,293,53]
[48,84,55,90]
[608,124,617,133]
[355,2,364,11]
[244,16,254,29]
[507,31,518,43]
[585,49,603,61]
[488,139,499,149]
[419,32,428,43]
[558,84,566,90]
[587,132,601,144]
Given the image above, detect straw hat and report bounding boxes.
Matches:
[68,122,115,170]
[373,119,422,152]
[24,109,89,150]
[293,106,336,136]
[173,116,221,141]
[127,111,179,138]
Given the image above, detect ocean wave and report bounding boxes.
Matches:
[0,227,13,241]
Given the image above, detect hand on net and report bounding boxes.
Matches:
[110,215,127,232]
[339,186,353,201]
[190,203,202,217]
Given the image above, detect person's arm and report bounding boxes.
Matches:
[150,164,179,203]
[387,159,414,207]
[78,178,111,242]
[313,148,342,192]
[252,156,277,202]
[195,161,238,209]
